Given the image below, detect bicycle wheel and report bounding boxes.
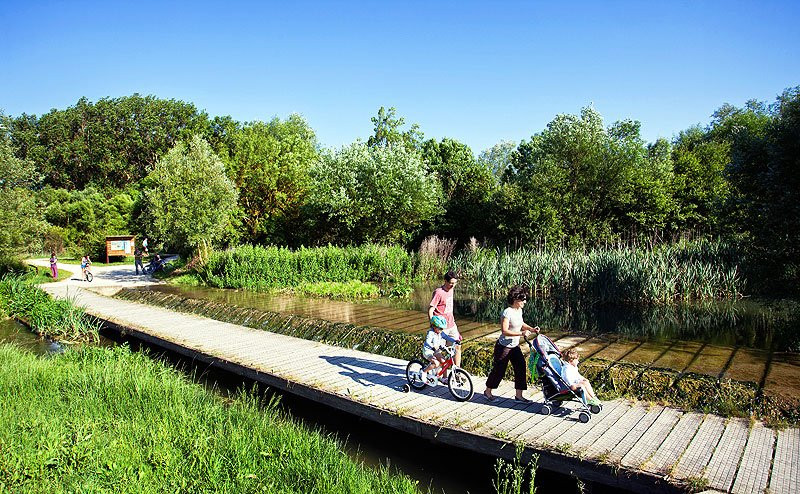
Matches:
[405,360,427,390]
[448,368,474,401]
[85,271,93,282]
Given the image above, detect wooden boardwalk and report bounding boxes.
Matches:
[42,280,800,494]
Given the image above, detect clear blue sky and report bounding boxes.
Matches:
[2,1,798,153]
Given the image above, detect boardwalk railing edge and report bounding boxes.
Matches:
[93,316,685,494]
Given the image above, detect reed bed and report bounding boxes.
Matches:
[115,289,800,424]
[449,239,745,304]
[0,344,420,493]
[0,275,99,342]
[198,244,416,291]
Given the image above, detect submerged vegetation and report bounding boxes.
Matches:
[0,275,98,342]
[0,344,420,493]
[115,289,800,424]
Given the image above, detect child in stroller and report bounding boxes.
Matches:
[528,333,602,423]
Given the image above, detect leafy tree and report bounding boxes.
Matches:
[478,140,517,178]
[141,136,238,254]
[367,107,423,151]
[307,142,441,245]
[226,115,317,245]
[507,107,675,245]
[421,138,496,242]
[0,123,46,258]
[8,94,213,189]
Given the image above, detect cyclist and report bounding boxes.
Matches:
[420,315,461,385]
[80,255,92,281]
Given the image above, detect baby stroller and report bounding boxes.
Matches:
[527,334,602,423]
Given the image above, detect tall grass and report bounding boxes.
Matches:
[0,344,420,493]
[0,275,99,342]
[449,239,745,304]
[198,244,416,291]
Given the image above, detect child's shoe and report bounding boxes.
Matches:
[588,398,601,406]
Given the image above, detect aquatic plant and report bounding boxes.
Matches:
[449,239,745,305]
[0,344,420,493]
[0,274,98,342]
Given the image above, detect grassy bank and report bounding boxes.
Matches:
[0,275,98,342]
[450,239,745,304]
[115,289,800,425]
[0,344,420,493]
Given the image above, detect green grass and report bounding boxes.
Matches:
[293,280,380,300]
[0,275,99,342]
[0,344,420,493]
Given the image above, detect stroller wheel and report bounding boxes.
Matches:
[590,403,602,414]
[402,384,411,393]
[540,404,551,416]
[578,411,591,423]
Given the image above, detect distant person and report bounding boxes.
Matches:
[483,285,540,403]
[49,252,58,279]
[428,271,461,367]
[142,237,149,255]
[134,247,144,275]
[80,255,92,281]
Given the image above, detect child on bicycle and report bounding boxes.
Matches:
[561,348,600,405]
[420,315,461,385]
[80,255,92,280]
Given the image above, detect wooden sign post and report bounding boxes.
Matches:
[105,235,136,264]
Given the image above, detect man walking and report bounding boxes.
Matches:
[428,271,461,367]
[134,247,144,275]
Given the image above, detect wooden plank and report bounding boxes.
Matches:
[731,422,775,494]
[704,418,750,492]
[621,407,682,469]
[583,405,648,458]
[571,403,632,452]
[673,414,727,480]
[608,405,664,462]
[768,427,799,494]
[643,412,704,474]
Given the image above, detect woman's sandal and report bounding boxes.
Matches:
[483,390,496,402]
[514,396,531,403]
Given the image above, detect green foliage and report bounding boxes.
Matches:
[0,274,99,341]
[478,140,517,178]
[142,136,238,254]
[0,344,419,493]
[493,447,538,494]
[0,128,46,258]
[7,95,213,190]
[504,107,677,245]
[450,239,744,304]
[39,187,135,258]
[421,138,497,242]
[199,244,416,290]
[307,142,442,245]
[367,106,423,151]
[226,115,318,245]
[294,280,380,300]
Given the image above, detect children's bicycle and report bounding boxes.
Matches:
[404,344,474,401]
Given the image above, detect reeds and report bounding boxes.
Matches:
[449,239,745,305]
[0,344,420,493]
[198,244,416,291]
[0,274,99,342]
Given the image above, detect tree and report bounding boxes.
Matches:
[421,138,496,242]
[367,107,423,151]
[0,122,45,258]
[141,136,238,254]
[307,142,442,245]
[478,140,517,178]
[225,115,317,245]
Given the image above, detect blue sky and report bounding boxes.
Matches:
[2,1,798,153]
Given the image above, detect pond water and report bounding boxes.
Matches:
[0,318,64,355]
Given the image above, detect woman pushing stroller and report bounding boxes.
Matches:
[483,285,540,403]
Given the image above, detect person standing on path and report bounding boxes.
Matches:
[49,252,58,279]
[428,271,462,367]
[142,237,149,255]
[483,285,540,403]
[134,247,144,275]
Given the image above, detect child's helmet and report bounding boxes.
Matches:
[430,315,447,329]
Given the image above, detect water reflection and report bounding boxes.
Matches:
[0,318,64,355]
